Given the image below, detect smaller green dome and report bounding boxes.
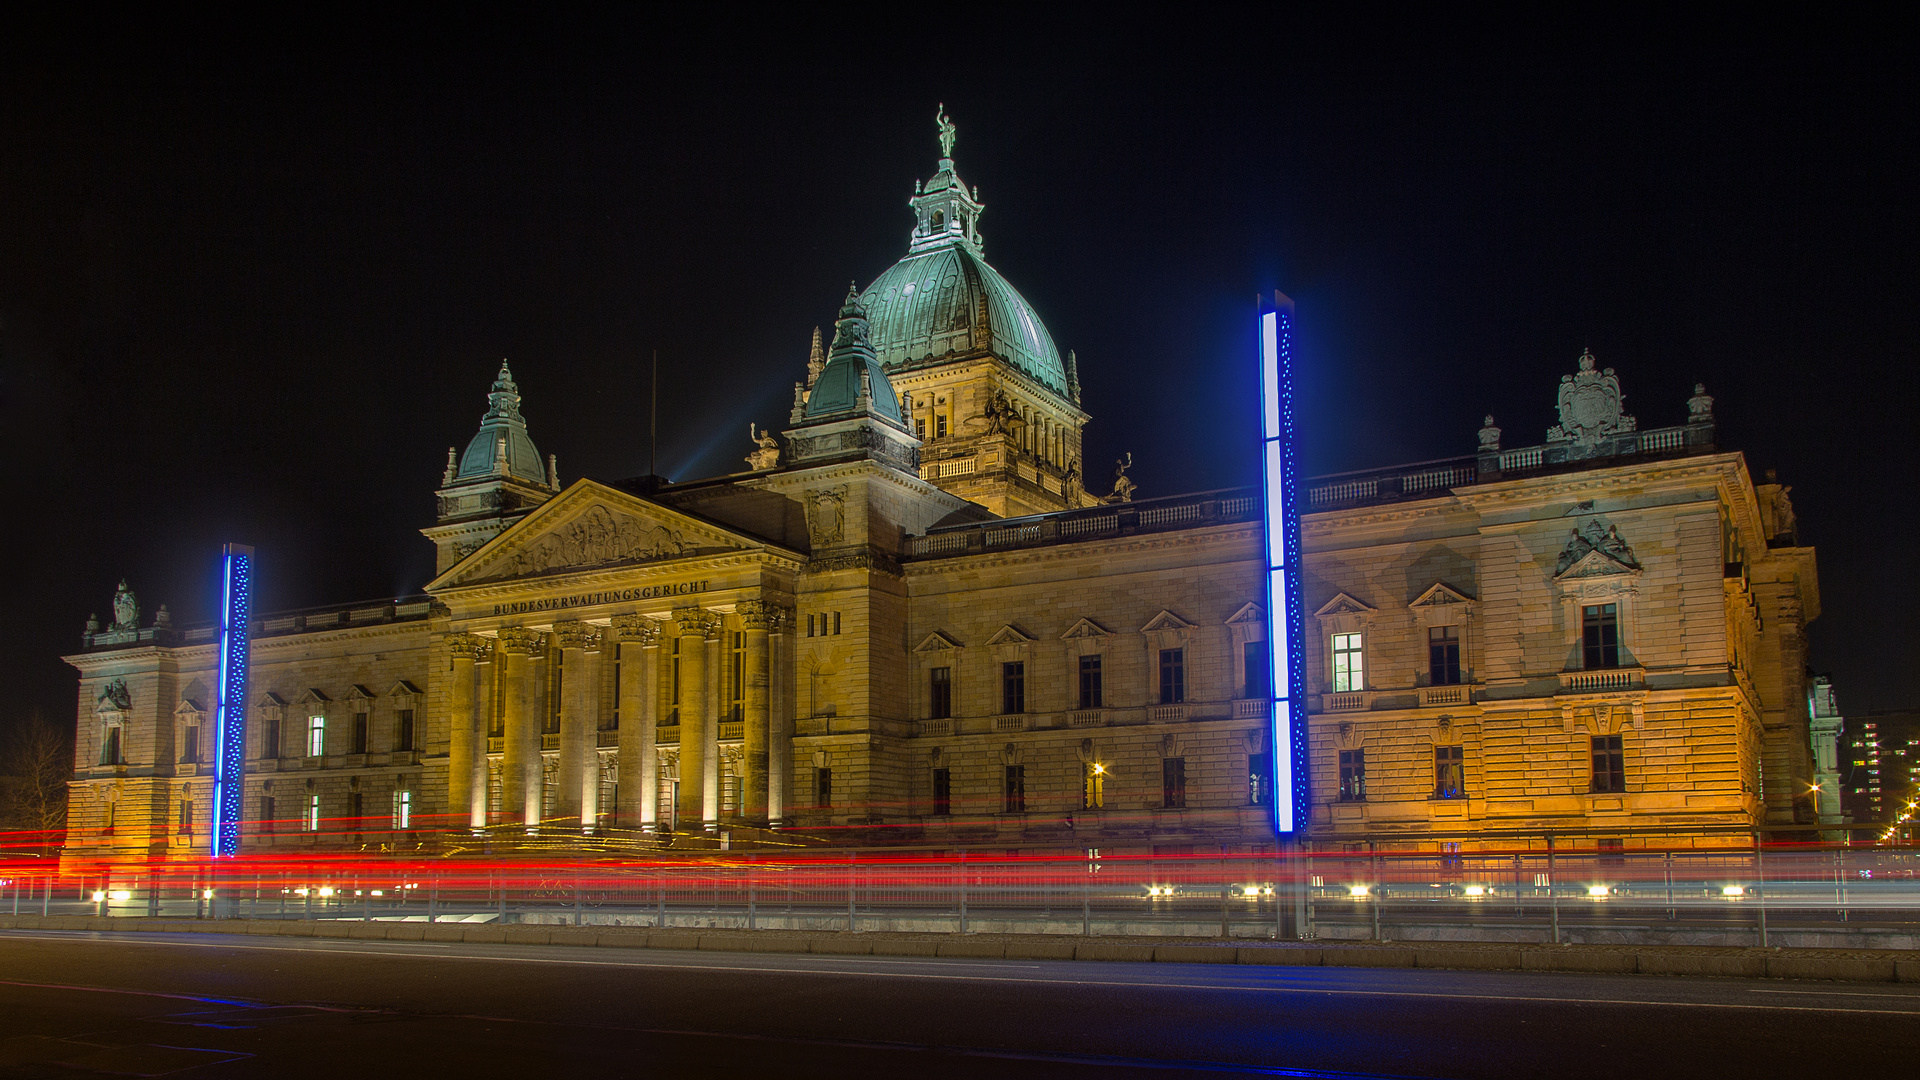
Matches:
[804,288,905,426]
[454,361,546,485]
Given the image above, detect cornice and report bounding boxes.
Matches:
[432,548,803,602]
[902,523,1258,576]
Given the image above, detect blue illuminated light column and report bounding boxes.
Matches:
[1258,294,1308,833]
[211,543,254,857]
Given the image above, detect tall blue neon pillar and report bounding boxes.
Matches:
[211,543,254,858]
[1258,294,1307,833]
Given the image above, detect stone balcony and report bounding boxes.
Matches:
[1558,667,1647,694]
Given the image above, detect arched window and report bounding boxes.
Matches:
[931,209,945,229]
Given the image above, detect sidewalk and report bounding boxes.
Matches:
[5,913,1918,983]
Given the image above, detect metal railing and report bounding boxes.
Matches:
[11,842,1920,949]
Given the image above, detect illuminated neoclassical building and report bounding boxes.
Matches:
[62,113,1822,860]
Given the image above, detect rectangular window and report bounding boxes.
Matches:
[816,767,833,809]
[1159,648,1185,704]
[731,631,746,722]
[1591,734,1626,793]
[1248,751,1272,805]
[1332,633,1364,692]
[305,794,321,832]
[834,612,842,635]
[1243,640,1269,699]
[1002,662,1026,714]
[929,667,952,720]
[915,417,926,440]
[263,716,281,759]
[178,800,193,835]
[393,789,412,830]
[1162,757,1187,809]
[182,725,199,764]
[348,792,364,837]
[936,413,948,438]
[396,709,415,751]
[671,638,682,718]
[610,649,622,731]
[1078,655,1103,709]
[1338,749,1367,802]
[1582,604,1620,669]
[931,767,951,816]
[806,614,815,637]
[260,795,276,834]
[1084,763,1106,810]
[351,712,369,754]
[1434,745,1465,799]
[101,802,115,836]
[306,715,326,757]
[1003,764,1026,813]
[1598,837,1625,866]
[1428,626,1461,686]
[103,726,121,766]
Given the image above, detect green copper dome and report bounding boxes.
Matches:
[861,246,1067,395]
[454,361,546,485]
[859,109,1068,398]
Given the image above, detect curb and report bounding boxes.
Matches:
[2,914,1916,983]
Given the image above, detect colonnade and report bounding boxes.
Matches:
[445,600,792,834]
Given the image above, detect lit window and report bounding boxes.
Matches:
[1332,633,1364,692]
[1248,752,1272,805]
[393,789,412,830]
[1084,763,1106,809]
[1339,750,1367,802]
[306,715,326,757]
[305,794,321,832]
[1434,745,1465,799]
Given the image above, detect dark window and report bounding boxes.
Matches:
[1339,749,1367,802]
[915,418,926,440]
[929,667,952,719]
[1243,641,1269,699]
[1428,626,1461,685]
[1003,764,1026,813]
[263,716,280,759]
[610,650,621,730]
[1159,648,1185,704]
[103,727,121,766]
[396,709,415,751]
[1434,745,1465,799]
[1163,758,1187,809]
[1002,662,1026,714]
[806,614,815,637]
[1591,735,1626,793]
[1248,752,1272,805]
[816,767,833,808]
[1598,837,1626,866]
[834,612,842,635]
[1078,655,1103,709]
[351,712,369,754]
[1582,604,1620,669]
[348,792,364,839]
[260,796,276,834]
[178,800,193,834]
[671,638,681,711]
[182,725,198,763]
[932,767,951,815]
[936,414,948,438]
[543,657,562,734]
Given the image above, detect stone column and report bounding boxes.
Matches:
[674,607,716,830]
[611,615,661,831]
[741,601,773,824]
[446,634,485,831]
[554,620,600,830]
[497,627,544,829]
[769,605,793,826]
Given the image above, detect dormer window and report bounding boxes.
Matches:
[931,209,944,229]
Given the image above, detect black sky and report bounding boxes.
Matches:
[3,10,1915,727]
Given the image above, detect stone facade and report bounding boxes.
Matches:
[61,114,1821,862]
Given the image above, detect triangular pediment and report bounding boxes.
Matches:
[1226,602,1265,625]
[1556,548,1640,580]
[1313,593,1376,618]
[174,699,204,718]
[1140,610,1195,634]
[296,688,331,706]
[387,680,422,699]
[984,624,1034,647]
[257,692,287,709]
[915,631,963,653]
[1061,618,1112,640]
[430,479,784,590]
[1412,583,1474,608]
[345,684,374,703]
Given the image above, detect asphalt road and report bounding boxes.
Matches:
[2,930,1916,1078]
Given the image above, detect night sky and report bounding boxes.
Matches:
[3,12,1914,730]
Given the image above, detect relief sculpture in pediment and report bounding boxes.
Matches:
[496,504,691,580]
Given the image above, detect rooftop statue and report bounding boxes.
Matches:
[110,580,139,632]
[1548,349,1636,448]
[936,103,956,159]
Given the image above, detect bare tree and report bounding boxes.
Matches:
[0,710,74,836]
